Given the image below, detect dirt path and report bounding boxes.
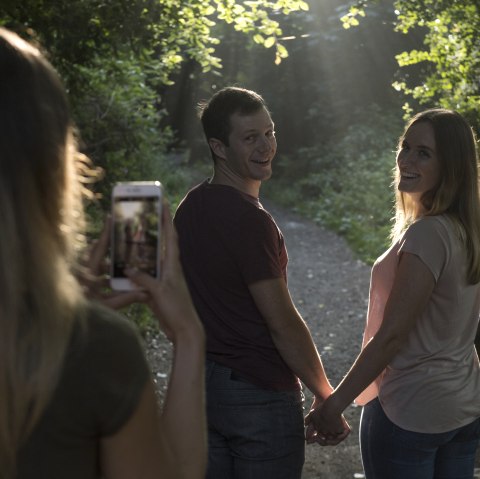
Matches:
[263,200,369,478]
[145,198,480,478]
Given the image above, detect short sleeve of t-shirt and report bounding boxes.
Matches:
[17,303,151,479]
[232,207,285,285]
[72,303,151,437]
[398,217,449,282]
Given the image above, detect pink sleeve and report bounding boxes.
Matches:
[398,217,449,282]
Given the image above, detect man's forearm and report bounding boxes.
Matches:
[270,316,333,399]
[248,277,334,399]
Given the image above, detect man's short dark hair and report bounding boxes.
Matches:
[199,87,268,147]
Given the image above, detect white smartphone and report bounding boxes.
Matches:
[110,181,163,291]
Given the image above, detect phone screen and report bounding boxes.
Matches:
[112,196,160,278]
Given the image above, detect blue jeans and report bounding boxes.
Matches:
[360,397,480,479]
[205,360,305,479]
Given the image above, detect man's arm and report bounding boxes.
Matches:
[248,277,333,400]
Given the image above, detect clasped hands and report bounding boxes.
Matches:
[304,396,351,446]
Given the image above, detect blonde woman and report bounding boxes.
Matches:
[306,109,480,478]
[0,28,206,479]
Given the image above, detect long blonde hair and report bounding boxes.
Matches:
[0,28,89,476]
[392,108,480,284]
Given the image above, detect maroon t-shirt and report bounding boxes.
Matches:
[174,181,300,391]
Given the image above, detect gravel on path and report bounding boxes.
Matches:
[264,200,369,479]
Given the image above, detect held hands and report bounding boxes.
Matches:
[304,395,351,446]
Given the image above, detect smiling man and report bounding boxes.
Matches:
[174,87,347,478]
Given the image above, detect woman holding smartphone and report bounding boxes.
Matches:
[306,108,480,478]
[0,27,206,479]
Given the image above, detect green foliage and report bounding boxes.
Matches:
[1,0,310,202]
[341,0,480,128]
[393,1,480,125]
[1,0,308,79]
[265,106,403,264]
[212,0,308,63]
[1,0,311,331]
[0,0,310,229]
[70,53,173,202]
[122,303,157,335]
[340,5,366,28]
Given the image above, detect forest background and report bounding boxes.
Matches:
[2,0,479,268]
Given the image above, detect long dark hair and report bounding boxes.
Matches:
[0,28,87,477]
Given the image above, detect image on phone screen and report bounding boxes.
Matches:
[112,196,160,278]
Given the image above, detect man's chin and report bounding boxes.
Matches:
[256,168,273,182]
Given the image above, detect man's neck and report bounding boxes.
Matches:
[210,171,261,198]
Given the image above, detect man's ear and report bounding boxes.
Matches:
[208,138,227,161]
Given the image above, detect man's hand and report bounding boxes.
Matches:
[305,395,325,444]
[304,396,351,446]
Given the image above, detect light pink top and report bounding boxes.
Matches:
[356,215,480,433]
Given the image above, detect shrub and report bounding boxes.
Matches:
[265,105,403,264]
